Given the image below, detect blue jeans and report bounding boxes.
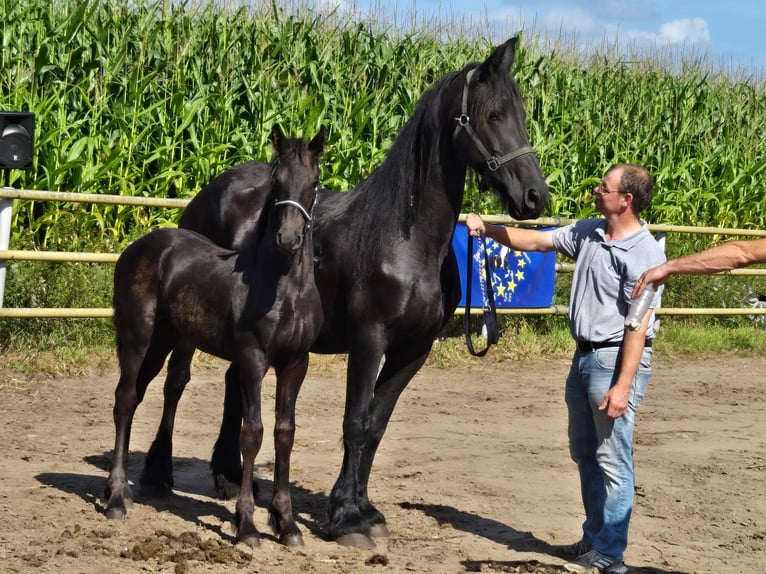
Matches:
[565,346,652,562]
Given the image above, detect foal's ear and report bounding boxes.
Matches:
[271,124,286,149]
[309,126,327,156]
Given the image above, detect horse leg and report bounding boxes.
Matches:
[358,342,434,535]
[211,362,249,499]
[328,339,385,548]
[141,340,195,495]
[268,354,309,547]
[105,330,174,518]
[233,351,267,547]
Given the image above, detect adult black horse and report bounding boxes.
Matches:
[143,36,549,548]
[106,126,326,547]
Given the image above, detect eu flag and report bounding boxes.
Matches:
[453,222,556,308]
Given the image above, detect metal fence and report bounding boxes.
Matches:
[2,188,766,319]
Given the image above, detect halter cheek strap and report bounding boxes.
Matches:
[453,68,536,172]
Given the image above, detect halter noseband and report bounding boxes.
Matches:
[274,195,315,223]
[453,68,536,172]
[270,158,318,226]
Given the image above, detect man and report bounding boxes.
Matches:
[632,237,766,297]
[466,163,665,574]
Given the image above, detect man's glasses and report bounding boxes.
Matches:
[594,182,624,196]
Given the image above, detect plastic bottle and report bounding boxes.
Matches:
[625,284,656,331]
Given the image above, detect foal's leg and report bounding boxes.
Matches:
[268,354,309,546]
[105,364,141,519]
[211,362,246,499]
[233,350,267,547]
[106,332,173,518]
[141,340,195,494]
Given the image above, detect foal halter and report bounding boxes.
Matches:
[274,193,315,223]
[453,68,536,172]
[270,157,318,226]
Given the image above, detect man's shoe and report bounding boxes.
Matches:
[564,549,629,573]
[554,540,592,559]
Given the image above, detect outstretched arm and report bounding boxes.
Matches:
[632,237,766,297]
[465,213,556,253]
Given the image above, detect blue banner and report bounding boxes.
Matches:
[453,222,556,308]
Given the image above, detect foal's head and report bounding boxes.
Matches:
[270,125,326,255]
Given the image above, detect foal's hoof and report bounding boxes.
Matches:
[236,534,261,548]
[336,533,376,549]
[105,501,130,520]
[369,523,390,538]
[105,507,126,520]
[281,532,305,547]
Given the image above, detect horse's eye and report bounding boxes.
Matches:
[489,111,502,122]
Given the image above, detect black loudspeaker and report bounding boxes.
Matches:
[0,111,35,169]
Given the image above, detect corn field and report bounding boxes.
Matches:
[1,0,765,349]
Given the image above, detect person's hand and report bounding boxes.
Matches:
[599,385,629,420]
[631,265,669,298]
[465,213,485,238]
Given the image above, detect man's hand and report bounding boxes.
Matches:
[632,265,669,298]
[465,213,485,238]
[599,385,629,420]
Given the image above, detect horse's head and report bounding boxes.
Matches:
[453,36,549,220]
[270,124,326,256]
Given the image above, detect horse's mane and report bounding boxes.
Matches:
[319,68,467,245]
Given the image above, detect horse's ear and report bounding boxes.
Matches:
[271,124,285,150]
[477,36,517,81]
[310,126,327,156]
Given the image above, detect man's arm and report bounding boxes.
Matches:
[465,213,556,253]
[633,237,766,297]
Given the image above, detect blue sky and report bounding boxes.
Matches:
[317,1,764,75]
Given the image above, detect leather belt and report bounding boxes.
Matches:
[576,339,653,353]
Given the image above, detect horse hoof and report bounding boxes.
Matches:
[336,533,376,549]
[281,532,304,547]
[214,475,258,500]
[139,482,172,498]
[213,474,240,499]
[369,523,390,538]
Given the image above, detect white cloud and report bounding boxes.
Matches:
[657,17,710,44]
[626,17,711,46]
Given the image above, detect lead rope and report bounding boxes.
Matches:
[464,230,499,357]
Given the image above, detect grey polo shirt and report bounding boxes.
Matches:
[552,218,666,343]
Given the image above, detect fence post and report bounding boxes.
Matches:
[0,193,12,309]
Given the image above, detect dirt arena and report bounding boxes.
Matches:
[1,351,764,573]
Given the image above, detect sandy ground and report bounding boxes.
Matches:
[0,351,764,573]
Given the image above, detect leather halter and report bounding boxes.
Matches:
[453,68,536,171]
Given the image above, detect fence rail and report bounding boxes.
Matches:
[2,188,766,319]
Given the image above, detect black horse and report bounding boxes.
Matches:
[142,36,549,548]
[105,126,326,547]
